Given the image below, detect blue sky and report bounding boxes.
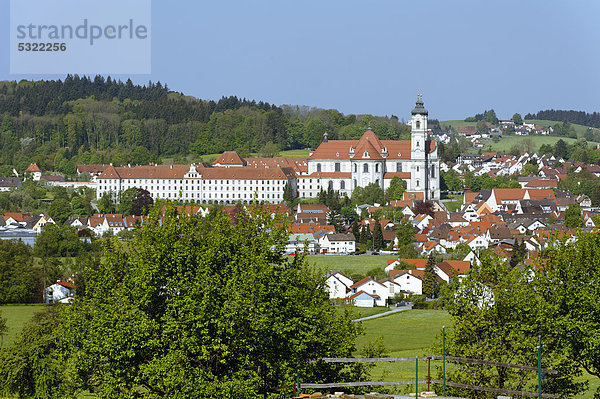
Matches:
[1,0,599,120]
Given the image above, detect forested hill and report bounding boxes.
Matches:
[0,75,409,176]
[525,109,600,129]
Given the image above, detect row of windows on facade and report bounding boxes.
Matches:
[315,162,435,176]
[99,183,285,192]
[99,179,285,186]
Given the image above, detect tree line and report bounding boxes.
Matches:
[0,76,410,177]
[525,109,600,129]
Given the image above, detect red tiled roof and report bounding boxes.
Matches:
[214,151,246,166]
[26,164,41,173]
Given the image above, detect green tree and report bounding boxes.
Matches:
[97,192,115,214]
[439,252,583,398]
[117,187,137,216]
[48,198,71,224]
[283,182,294,203]
[0,240,40,303]
[9,208,362,398]
[555,139,568,159]
[341,206,359,223]
[351,183,384,205]
[0,306,71,396]
[564,203,583,228]
[372,220,383,250]
[385,176,406,202]
[538,232,600,397]
[34,224,83,258]
[395,219,415,247]
[512,113,523,125]
[422,254,438,298]
[476,120,488,134]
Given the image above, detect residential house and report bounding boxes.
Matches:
[0,177,21,192]
[348,277,388,306]
[286,233,317,254]
[319,233,356,254]
[325,271,353,299]
[45,280,75,303]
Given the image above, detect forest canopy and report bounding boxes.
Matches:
[0,76,410,177]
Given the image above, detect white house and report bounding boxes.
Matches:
[45,280,75,303]
[347,290,382,307]
[385,270,423,295]
[286,233,317,255]
[319,233,356,254]
[348,277,389,306]
[325,271,353,299]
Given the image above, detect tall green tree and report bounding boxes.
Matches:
[97,192,115,214]
[372,220,383,250]
[440,252,584,398]
[385,176,407,202]
[512,113,523,125]
[48,198,72,224]
[538,232,600,397]
[564,203,583,228]
[0,240,41,303]
[422,254,439,298]
[3,208,363,398]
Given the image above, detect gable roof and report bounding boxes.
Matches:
[213,151,247,166]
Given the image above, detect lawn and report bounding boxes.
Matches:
[480,135,598,153]
[0,304,46,348]
[162,149,310,165]
[443,194,463,212]
[305,254,393,277]
[335,303,390,320]
[350,309,451,393]
[352,309,599,398]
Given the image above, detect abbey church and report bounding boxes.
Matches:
[301,97,440,200]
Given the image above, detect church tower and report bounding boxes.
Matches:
[410,95,431,199]
[410,94,428,161]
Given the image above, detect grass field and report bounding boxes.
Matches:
[305,254,392,277]
[162,149,310,165]
[354,309,451,391]
[0,304,46,348]
[443,194,463,212]
[480,135,598,153]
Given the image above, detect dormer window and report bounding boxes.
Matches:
[363,151,369,158]
[349,146,354,153]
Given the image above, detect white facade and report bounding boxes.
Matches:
[319,233,356,254]
[97,164,295,205]
[302,97,440,200]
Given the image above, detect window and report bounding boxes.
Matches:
[417,166,420,172]
[335,162,340,172]
[340,181,345,189]
[397,162,402,172]
[353,164,357,173]
[328,181,333,189]
[375,164,379,173]
[416,180,420,187]
[416,120,421,129]
[353,179,357,188]
[431,167,435,178]
[317,163,321,172]
[363,163,369,173]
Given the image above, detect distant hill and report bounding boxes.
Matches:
[0,76,409,176]
[525,109,600,129]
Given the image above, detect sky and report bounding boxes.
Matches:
[1,0,599,121]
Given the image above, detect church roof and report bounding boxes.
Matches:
[411,96,428,116]
[309,129,435,161]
